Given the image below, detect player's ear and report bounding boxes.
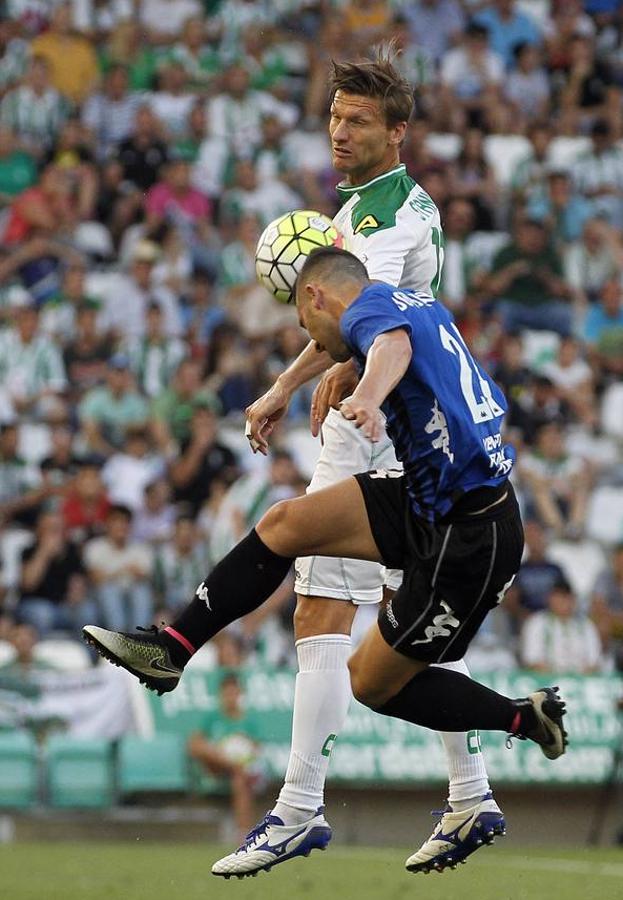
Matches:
[389,121,407,147]
[310,285,326,312]
[306,282,324,310]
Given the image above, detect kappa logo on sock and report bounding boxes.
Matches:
[195,581,211,610]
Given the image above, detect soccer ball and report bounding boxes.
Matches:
[255,209,344,304]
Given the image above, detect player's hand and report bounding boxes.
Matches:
[245,381,291,455]
[339,394,383,442]
[310,360,359,437]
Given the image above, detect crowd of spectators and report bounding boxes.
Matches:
[0,0,622,682]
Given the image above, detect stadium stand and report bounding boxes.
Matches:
[0,0,621,838]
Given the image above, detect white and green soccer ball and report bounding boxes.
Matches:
[255,209,345,304]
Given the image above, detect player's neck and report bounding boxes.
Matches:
[346,155,402,187]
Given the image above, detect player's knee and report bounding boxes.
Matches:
[257,498,298,552]
[348,656,387,710]
[293,597,313,637]
[293,595,353,639]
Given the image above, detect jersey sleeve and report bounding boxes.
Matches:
[341,292,412,357]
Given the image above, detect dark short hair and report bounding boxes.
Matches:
[295,247,369,301]
[513,41,531,61]
[551,577,573,595]
[465,21,489,39]
[592,118,611,137]
[219,672,242,691]
[107,503,133,522]
[329,46,414,128]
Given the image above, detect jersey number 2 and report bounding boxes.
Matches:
[439,323,504,424]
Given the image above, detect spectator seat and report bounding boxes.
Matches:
[46,735,114,808]
[548,539,606,610]
[586,486,623,547]
[0,640,16,667]
[425,132,461,162]
[484,135,531,187]
[0,730,38,808]
[118,733,190,795]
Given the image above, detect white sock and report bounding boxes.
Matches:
[273,634,352,825]
[433,658,493,806]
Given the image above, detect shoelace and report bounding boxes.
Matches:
[136,625,161,635]
[237,814,273,852]
[505,733,527,750]
[431,806,450,819]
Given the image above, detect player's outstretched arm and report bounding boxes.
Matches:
[245,339,333,454]
[340,329,411,442]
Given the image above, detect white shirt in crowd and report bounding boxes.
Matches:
[441,47,504,98]
[82,91,143,156]
[139,0,202,37]
[101,453,166,511]
[148,92,196,138]
[520,611,602,673]
[86,272,183,339]
[541,357,593,392]
[71,0,133,33]
[207,91,298,158]
[84,536,153,585]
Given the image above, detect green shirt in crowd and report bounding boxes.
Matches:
[491,242,564,308]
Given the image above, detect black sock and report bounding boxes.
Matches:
[163,529,293,667]
[377,667,524,733]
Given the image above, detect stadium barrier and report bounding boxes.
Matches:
[0,668,621,810]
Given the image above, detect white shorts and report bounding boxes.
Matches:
[294,409,403,604]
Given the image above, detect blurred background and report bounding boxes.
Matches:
[0,0,622,855]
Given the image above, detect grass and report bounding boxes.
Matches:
[3,842,623,900]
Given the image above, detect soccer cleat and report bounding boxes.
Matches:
[405,793,505,874]
[511,686,568,760]
[211,808,332,878]
[82,624,182,695]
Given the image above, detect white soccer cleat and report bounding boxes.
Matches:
[211,808,332,878]
[405,793,506,874]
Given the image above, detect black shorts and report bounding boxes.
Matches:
[354,471,524,663]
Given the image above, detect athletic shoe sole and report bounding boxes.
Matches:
[530,686,568,760]
[83,625,180,696]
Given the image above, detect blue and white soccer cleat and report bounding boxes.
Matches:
[405,792,506,874]
[211,808,332,878]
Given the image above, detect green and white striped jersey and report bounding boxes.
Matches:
[334,163,444,293]
[0,329,67,400]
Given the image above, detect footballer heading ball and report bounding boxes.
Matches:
[255,209,345,304]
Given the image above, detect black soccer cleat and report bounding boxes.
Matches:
[511,686,568,760]
[83,624,182,695]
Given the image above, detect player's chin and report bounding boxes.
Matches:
[332,152,354,172]
[330,346,352,363]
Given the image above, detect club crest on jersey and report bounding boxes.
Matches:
[354,214,381,234]
[195,581,211,610]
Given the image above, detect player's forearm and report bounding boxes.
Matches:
[353,331,411,407]
[276,339,333,396]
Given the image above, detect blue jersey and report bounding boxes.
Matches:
[340,283,515,522]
